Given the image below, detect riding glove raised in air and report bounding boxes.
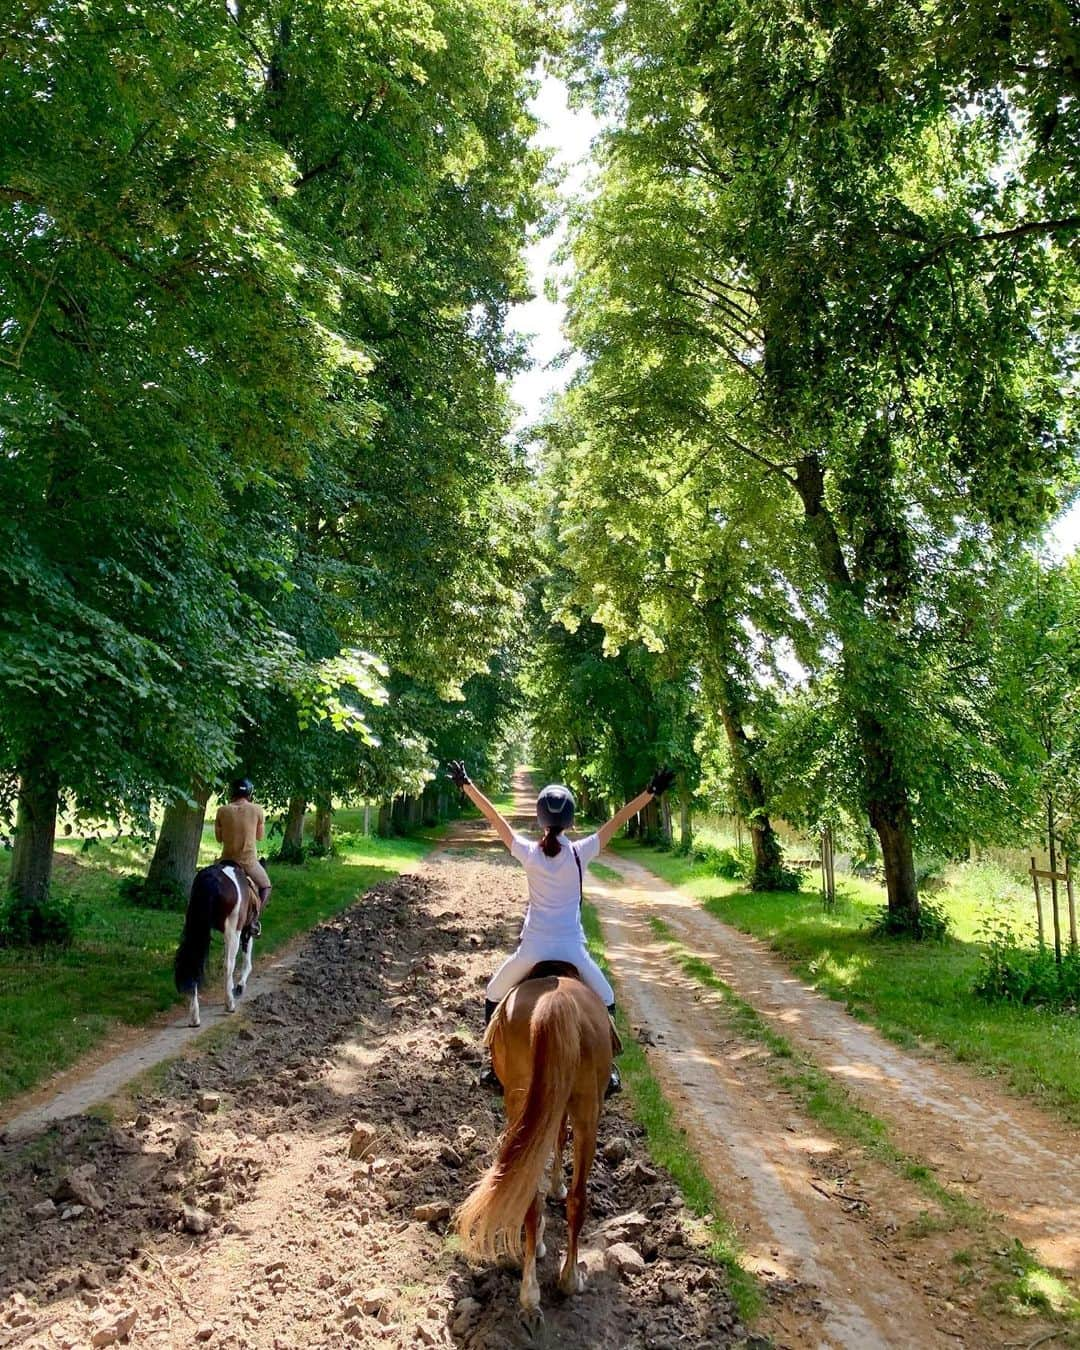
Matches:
[647,767,676,797]
[447,760,470,788]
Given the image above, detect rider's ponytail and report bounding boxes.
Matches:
[540,825,562,858]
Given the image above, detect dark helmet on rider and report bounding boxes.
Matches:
[231,778,254,800]
[537,784,575,831]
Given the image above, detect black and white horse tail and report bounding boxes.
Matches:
[174,869,215,995]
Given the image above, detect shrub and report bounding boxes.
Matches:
[973,914,1080,1008]
[0,892,78,947]
[686,841,752,879]
[866,895,952,941]
[117,874,188,912]
[913,854,949,892]
[750,863,804,893]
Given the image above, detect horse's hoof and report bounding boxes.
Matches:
[519,1303,544,1334]
[189,1017,200,1028]
[559,1264,585,1296]
[536,1240,547,1259]
[225,1002,235,1014]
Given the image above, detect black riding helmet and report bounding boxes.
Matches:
[536,783,575,831]
[231,778,254,800]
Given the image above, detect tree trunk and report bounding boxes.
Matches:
[871,803,919,928]
[794,455,920,927]
[9,751,59,904]
[147,783,210,897]
[280,793,307,862]
[749,814,784,885]
[714,690,783,889]
[314,796,333,854]
[363,803,371,835]
[660,795,672,845]
[680,798,692,849]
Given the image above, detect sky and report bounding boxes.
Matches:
[507,75,1080,558]
[506,74,599,441]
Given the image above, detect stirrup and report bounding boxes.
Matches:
[605,1064,622,1099]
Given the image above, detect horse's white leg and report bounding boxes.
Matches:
[223,921,240,1014]
[188,989,200,1028]
[235,934,254,997]
[536,1209,547,1261]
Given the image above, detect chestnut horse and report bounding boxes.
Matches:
[173,862,261,1027]
[456,964,614,1315]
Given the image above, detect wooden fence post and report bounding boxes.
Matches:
[1067,856,1078,954]
[1031,856,1046,949]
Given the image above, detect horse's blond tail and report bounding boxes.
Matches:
[457,988,579,1262]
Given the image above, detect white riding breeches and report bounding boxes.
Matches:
[486,936,614,1008]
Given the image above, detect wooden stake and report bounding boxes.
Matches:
[1067,856,1078,954]
[1031,856,1046,949]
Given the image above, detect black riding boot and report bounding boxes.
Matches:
[605,1003,622,1098]
[479,998,502,1093]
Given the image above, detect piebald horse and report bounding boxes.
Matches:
[456,963,614,1316]
[173,863,261,1027]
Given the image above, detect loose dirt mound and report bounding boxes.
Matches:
[0,856,745,1349]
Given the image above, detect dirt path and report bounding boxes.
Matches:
[590,852,1080,1348]
[2,774,1076,1350]
[0,804,744,1350]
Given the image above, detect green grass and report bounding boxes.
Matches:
[0,809,434,1104]
[580,901,761,1321]
[614,839,1080,1125]
[588,861,622,883]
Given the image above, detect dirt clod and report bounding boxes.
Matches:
[181,1203,213,1234]
[348,1122,378,1158]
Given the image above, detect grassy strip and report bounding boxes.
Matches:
[588,861,622,883]
[0,810,435,1104]
[648,915,1078,1321]
[612,838,1080,1125]
[580,901,762,1321]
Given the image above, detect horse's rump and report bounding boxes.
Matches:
[458,976,610,1262]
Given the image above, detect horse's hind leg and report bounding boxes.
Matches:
[223,925,240,1013]
[520,1193,544,1319]
[188,989,200,1028]
[559,1100,599,1296]
[550,1113,569,1202]
[234,933,253,997]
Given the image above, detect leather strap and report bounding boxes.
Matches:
[572,844,583,906]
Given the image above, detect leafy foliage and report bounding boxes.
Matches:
[974,911,1080,1009]
[0,893,77,948]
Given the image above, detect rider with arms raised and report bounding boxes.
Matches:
[446,763,676,1096]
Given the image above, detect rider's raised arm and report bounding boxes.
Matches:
[595,768,677,850]
[448,762,515,850]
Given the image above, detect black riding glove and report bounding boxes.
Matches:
[447,760,470,788]
[647,767,676,797]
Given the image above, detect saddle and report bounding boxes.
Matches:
[217,860,262,939]
[523,960,583,983]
